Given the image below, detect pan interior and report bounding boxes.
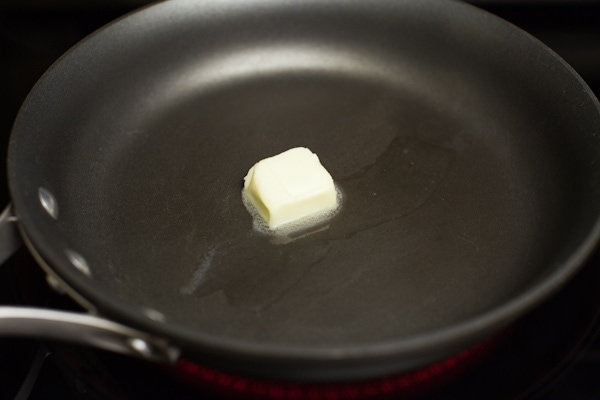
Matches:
[10,0,596,351]
[58,72,571,346]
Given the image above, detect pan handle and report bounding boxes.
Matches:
[0,204,180,363]
[0,307,180,363]
[0,204,23,265]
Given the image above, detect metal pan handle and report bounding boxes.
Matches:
[0,307,180,362]
[0,204,180,363]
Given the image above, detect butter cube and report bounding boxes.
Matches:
[243,147,338,229]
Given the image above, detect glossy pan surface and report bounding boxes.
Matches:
[8,0,600,380]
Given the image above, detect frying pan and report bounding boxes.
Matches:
[2,0,600,382]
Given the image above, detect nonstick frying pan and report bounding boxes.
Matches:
[2,0,600,382]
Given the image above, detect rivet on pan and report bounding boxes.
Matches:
[127,338,153,358]
[38,187,58,219]
[45,274,65,295]
[143,308,166,323]
[65,250,91,276]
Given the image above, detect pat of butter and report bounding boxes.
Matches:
[243,147,338,229]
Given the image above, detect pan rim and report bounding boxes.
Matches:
[6,0,600,369]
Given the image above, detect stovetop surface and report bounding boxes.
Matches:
[1,2,600,399]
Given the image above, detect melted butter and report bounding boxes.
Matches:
[242,185,344,244]
[182,136,457,313]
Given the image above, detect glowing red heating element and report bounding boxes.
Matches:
[168,331,508,400]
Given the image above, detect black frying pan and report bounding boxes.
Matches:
[3,0,600,381]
